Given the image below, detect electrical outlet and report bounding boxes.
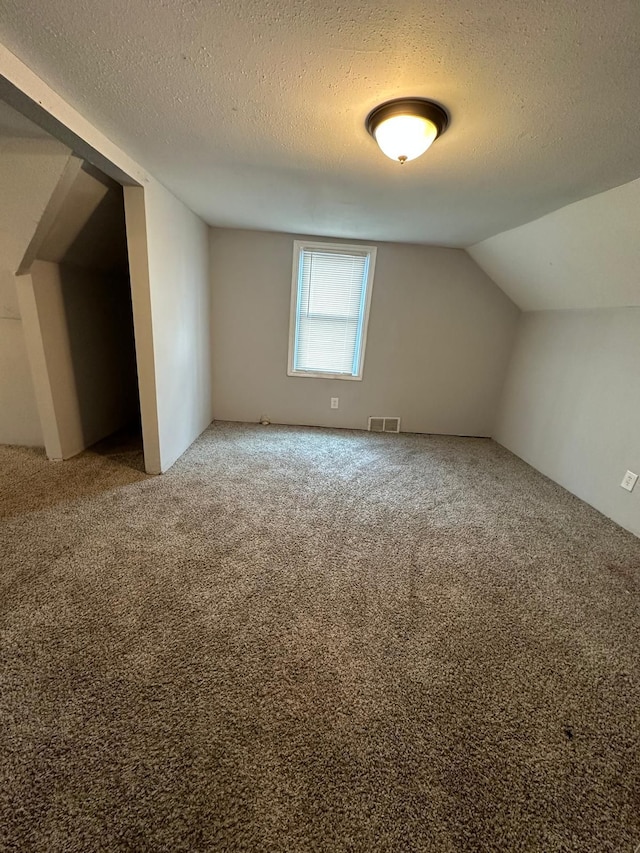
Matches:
[621,470,638,492]
[331,397,339,409]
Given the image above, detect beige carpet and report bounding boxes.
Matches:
[1,422,639,852]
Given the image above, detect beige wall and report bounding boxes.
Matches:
[0,318,43,445]
[494,308,640,538]
[26,261,139,459]
[210,228,519,435]
[0,136,71,446]
[125,182,212,473]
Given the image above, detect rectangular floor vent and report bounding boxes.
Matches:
[368,416,401,434]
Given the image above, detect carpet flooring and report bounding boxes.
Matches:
[1,422,639,852]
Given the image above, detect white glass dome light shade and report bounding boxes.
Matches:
[373,114,438,164]
[365,98,449,165]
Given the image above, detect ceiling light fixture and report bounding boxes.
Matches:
[366,98,449,165]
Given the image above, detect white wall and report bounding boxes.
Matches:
[0,135,70,446]
[468,177,640,311]
[495,309,640,537]
[210,228,519,436]
[125,183,212,473]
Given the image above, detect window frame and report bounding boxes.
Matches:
[287,240,377,381]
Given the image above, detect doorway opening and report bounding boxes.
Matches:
[0,97,146,471]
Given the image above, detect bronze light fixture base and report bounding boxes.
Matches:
[366,98,449,163]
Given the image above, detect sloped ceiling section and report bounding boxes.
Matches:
[0,100,71,318]
[467,178,640,311]
[37,164,128,272]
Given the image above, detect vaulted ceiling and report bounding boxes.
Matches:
[0,103,71,318]
[469,178,640,310]
[1,0,640,247]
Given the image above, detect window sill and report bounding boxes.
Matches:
[287,369,363,381]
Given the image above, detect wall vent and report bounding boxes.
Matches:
[368,416,401,433]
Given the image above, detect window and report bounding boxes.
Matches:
[288,241,377,380]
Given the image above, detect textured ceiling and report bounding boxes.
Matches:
[1,0,640,246]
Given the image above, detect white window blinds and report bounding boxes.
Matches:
[289,243,376,379]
